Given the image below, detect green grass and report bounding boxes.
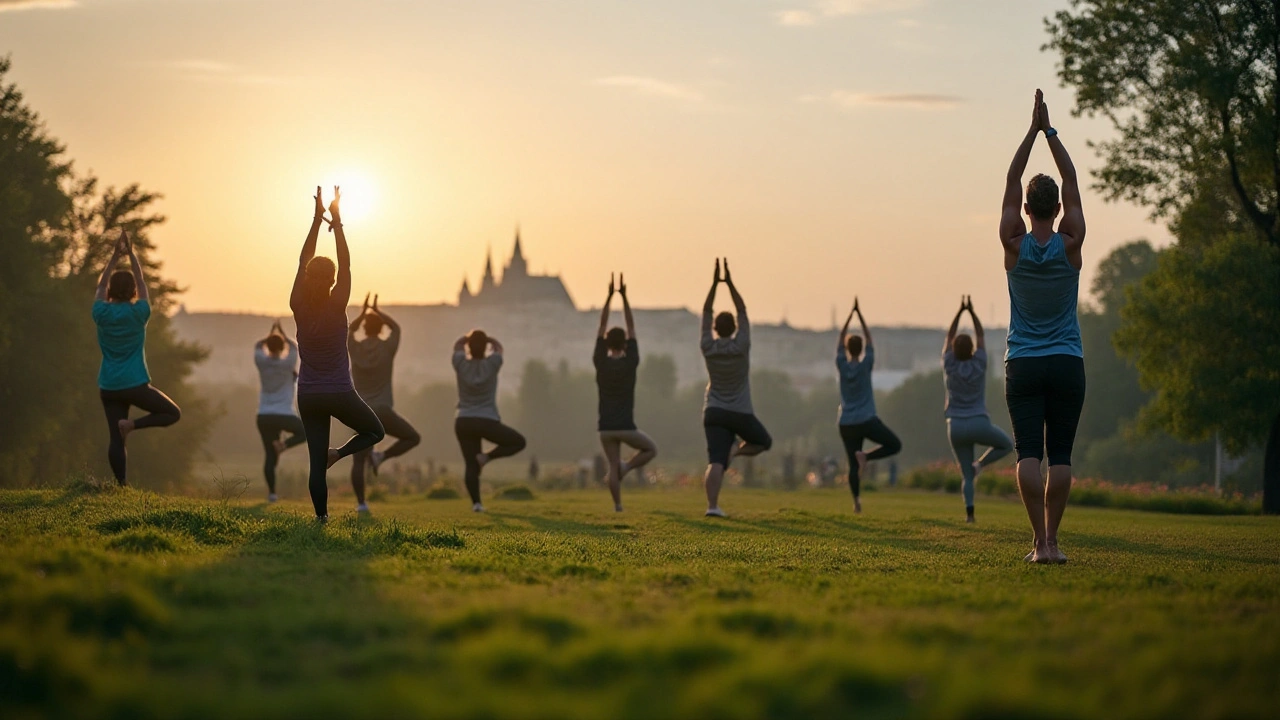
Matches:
[1,485,1277,719]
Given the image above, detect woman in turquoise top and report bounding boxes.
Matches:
[999,90,1086,565]
[93,229,181,486]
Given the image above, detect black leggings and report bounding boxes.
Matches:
[702,407,773,467]
[297,391,385,517]
[839,417,902,498]
[454,417,526,504]
[257,414,306,493]
[1004,354,1086,466]
[100,384,182,486]
[351,406,421,485]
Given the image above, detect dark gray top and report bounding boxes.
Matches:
[453,350,503,421]
[700,307,752,414]
[943,348,988,418]
[350,328,400,409]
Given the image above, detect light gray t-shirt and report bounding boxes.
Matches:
[837,346,876,425]
[700,307,753,414]
[943,348,988,418]
[255,342,299,417]
[453,350,503,421]
[350,328,400,409]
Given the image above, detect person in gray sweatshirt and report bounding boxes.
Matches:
[699,258,772,518]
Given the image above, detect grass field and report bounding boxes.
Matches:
[2,484,1278,719]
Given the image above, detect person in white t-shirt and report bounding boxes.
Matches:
[255,320,305,502]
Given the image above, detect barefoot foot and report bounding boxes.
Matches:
[476,452,490,469]
[325,448,341,469]
[855,450,868,480]
[118,418,136,442]
[854,497,862,514]
[1047,540,1068,564]
[273,439,286,455]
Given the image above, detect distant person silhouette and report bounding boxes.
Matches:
[452,330,525,511]
[254,319,305,501]
[700,258,772,517]
[836,298,901,512]
[1000,90,1087,564]
[349,292,420,513]
[93,229,181,486]
[290,186,385,522]
[942,296,1013,523]
[594,273,657,512]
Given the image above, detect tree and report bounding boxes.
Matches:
[1048,2,1280,510]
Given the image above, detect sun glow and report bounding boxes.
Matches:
[321,170,378,225]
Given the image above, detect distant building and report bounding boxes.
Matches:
[459,230,575,309]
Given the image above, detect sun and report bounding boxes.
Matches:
[320,170,378,225]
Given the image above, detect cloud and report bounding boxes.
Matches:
[0,0,77,12]
[166,59,289,86]
[776,0,922,27]
[594,75,703,102]
[805,90,962,110]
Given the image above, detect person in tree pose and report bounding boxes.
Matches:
[700,258,771,517]
[290,186,385,522]
[93,229,181,486]
[452,329,525,511]
[349,292,420,513]
[1000,90,1087,564]
[836,298,902,513]
[942,296,1013,523]
[254,319,305,502]
[594,273,657,512]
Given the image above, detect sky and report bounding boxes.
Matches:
[1,0,1169,327]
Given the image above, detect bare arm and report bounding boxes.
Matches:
[488,338,504,355]
[1001,91,1042,261]
[349,293,370,339]
[701,260,720,344]
[125,237,148,302]
[290,187,326,312]
[599,275,615,338]
[95,233,126,301]
[856,304,871,349]
[1040,99,1085,262]
[839,306,854,352]
[620,274,635,340]
[329,188,351,308]
[453,336,467,354]
[944,300,965,355]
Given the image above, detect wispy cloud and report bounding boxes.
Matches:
[166,59,289,86]
[803,90,962,110]
[776,0,922,27]
[0,0,77,12]
[594,75,703,102]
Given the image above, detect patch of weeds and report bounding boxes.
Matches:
[717,609,808,639]
[425,484,461,500]
[105,529,181,554]
[715,587,754,601]
[554,564,609,580]
[496,485,535,501]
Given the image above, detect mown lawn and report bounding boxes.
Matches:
[1,484,1277,719]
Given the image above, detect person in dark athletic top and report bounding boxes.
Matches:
[93,229,181,486]
[700,258,771,518]
[255,319,305,501]
[594,273,657,512]
[942,296,1012,523]
[452,330,525,512]
[836,298,901,513]
[1000,90,1087,564]
[290,186,385,522]
[349,292,420,513]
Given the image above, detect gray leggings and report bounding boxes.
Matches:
[946,415,1014,508]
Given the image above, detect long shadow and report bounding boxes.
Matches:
[1066,530,1280,567]
[487,509,627,538]
[651,509,752,534]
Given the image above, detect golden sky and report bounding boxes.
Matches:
[1,0,1168,327]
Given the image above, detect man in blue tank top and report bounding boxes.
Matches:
[999,90,1086,565]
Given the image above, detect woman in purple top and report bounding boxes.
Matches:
[290,186,384,521]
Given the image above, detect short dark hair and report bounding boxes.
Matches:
[363,314,384,337]
[265,335,285,354]
[467,329,488,359]
[107,270,136,302]
[846,335,863,357]
[714,312,736,338]
[605,327,626,351]
[953,334,974,361]
[1026,174,1060,220]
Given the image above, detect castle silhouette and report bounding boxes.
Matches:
[458,229,575,308]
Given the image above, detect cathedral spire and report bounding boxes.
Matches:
[507,225,529,279]
[481,246,496,290]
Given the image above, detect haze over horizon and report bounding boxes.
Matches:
[1,0,1169,327]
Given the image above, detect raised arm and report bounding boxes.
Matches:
[839,304,854,353]
[453,336,467,355]
[1039,98,1085,261]
[599,274,615,338]
[290,187,326,311]
[328,186,352,308]
[349,292,370,338]
[944,298,966,354]
[722,259,749,346]
[967,299,985,350]
[95,231,127,301]
[488,337,504,355]
[619,274,635,339]
[1000,91,1041,258]
[123,232,149,302]
[372,295,400,341]
[856,300,871,348]
[701,259,721,344]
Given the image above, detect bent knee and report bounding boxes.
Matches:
[759,435,774,451]
[403,432,422,449]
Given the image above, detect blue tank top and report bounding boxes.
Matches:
[1005,233,1083,360]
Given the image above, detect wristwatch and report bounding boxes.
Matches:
[1044,127,1058,138]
